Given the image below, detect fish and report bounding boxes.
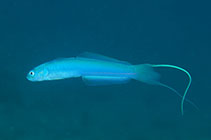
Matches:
[27,52,197,115]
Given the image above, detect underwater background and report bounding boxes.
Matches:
[0,0,210,139]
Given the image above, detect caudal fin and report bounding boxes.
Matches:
[133,64,161,85]
[133,64,196,115]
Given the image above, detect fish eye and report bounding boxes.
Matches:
[29,71,35,76]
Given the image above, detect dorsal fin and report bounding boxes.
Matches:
[48,58,65,63]
[47,57,75,64]
[77,52,131,65]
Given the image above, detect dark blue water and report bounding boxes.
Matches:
[1,0,210,139]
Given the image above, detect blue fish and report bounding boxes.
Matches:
[27,52,196,115]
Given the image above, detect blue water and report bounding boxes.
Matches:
[0,0,210,139]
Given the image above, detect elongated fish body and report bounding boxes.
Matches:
[27,52,151,85]
[27,57,135,82]
[27,52,194,115]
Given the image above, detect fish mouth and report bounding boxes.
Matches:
[26,74,44,82]
[26,74,36,82]
[26,75,32,81]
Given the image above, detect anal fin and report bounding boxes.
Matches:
[82,76,130,86]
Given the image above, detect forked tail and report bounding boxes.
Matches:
[133,64,196,115]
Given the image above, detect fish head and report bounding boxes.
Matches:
[27,64,49,82]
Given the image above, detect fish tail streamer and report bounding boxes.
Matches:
[133,64,196,115]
